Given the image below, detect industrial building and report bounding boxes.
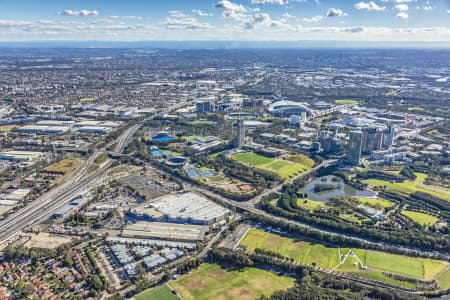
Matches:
[128,192,231,225]
[106,237,196,250]
[122,221,207,241]
[0,151,45,162]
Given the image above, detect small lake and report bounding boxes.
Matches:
[298,175,375,202]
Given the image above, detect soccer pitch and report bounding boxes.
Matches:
[232,152,312,180]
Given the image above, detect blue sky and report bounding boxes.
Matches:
[0,0,449,41]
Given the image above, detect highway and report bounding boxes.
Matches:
[141,158,449,259]
[0,101,189,245]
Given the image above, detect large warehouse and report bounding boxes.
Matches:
[128,192,231,225]
[267,100,312,116]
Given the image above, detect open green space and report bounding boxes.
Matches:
[339,213,364,224]
[192,120,216,125]
[402,210,439,226]
[136,284,179,300]
[232,152,273,165]
[437,270,450,290]
[232,152,311,180]
[296,198,326,212]
[239,229,448,284]
[286,154,315,167]
[169,263,294,300]
[240,228,340,269]
[335,99,357,105]
[364,177,450,202]
[79,97,97,103]
[356,197,394,209]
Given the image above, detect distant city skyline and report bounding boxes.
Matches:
[0,0,449,42]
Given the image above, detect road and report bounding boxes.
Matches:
[0,101,190,245]
[142,158,449,259]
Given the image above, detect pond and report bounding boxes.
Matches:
[298,175,375,202]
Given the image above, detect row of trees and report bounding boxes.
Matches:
[207,247,425,300]
[261,192,450,253]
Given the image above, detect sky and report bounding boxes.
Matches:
[0,0,449,42]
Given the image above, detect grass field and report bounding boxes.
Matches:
[79,97,97,103]
[286,154,315,167]
[169,263,294,300]
[364,177,450,202]
[356,197,394,209]
[232,152,311,180]
[240,229,448,284]
[296,198,326,212]
[335,99,357,105]
[45,159,77,174]
[402,210,439,226]
[437,270,450,290]
[136,284,179,300]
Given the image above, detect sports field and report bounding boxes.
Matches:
[364,177,450,202]
[169,263,294,300]
[232,152,311,180]
[136,284,179,300]
[239,229,448,284]
[402,210,439,226]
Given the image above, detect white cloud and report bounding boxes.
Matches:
[394,4,408,11]
[303,15,323,22]
[380,0,411,2]
[251,0,287,5]
[61,9,99,17]
[396,12,409,19]
[168,11,187,18]
[192,9,213,17]
[447,10,450,14]
[282,13,295,18]
[354,1,386,11]
[326,8,346,17]
[215,0,246,13]
[215,0,248,20]
[165,11,214,30]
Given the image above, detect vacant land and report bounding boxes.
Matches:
[24,233,72,249]
[136,284,179,300]
[169,263,294,300]
[232,152,311,180]
[239,229,447,285]
[45,159,77,174]
[0,125,17,132]
[402,210,439,226]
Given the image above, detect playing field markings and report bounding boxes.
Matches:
[332,249,367,271]
[167,283,182,300]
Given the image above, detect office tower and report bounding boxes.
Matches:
[361,127,383,154]
[347,130,362,165]
[195,101,213,113]
[383,124,395,147]
[236,119,245,148]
